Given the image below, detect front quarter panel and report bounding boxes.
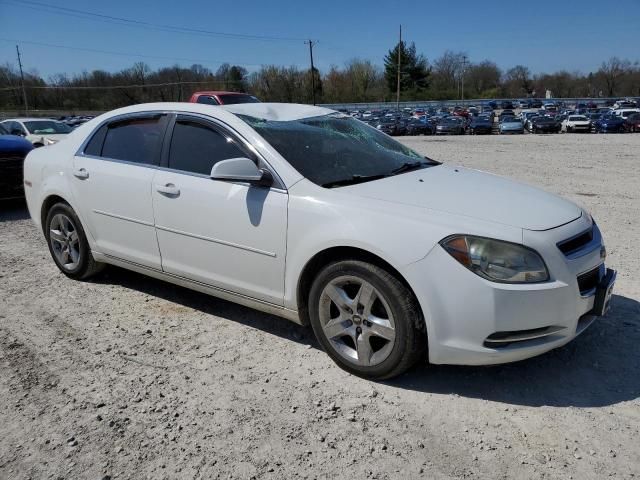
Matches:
[283,179,523,311]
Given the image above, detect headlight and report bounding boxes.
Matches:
[440,235,549,283]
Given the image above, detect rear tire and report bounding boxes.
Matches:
[44,202,105,280]
[308,260,426,380]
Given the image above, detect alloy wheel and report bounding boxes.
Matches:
[49,213,81,270]
[318,275,396,367]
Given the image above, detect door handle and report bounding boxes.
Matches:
[73,168,89,179]
[156,183,180,196]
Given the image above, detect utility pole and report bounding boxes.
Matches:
[16,45,28,113]
[396,25,402,111]
[305,40,316,105]
[460,55,468,106]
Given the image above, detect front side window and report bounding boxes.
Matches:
[240,113,436,188]
[101,116,166,165]
[168,118,247,175]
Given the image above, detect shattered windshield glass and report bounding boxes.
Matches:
[240,113,437,188]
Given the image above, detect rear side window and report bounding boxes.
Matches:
[168,119,247,175]
[101,116,166,165]
[196,96,219,106]
[84,124,107,156]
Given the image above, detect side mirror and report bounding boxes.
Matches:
[210,157,273,187]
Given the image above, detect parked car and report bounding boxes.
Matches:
[23,102,616,379]
[435,117,465,135]
[529,116,561,133]
[0,118,72,147]
[376,119,407,136]
[623,113,640,132]
[467,117,493,135]
[0,123,34,199]
[405,118,435,136]
[593,115,625,133]
[562,115,591,133]
[499,109,515,121]
[612,108,640,119]
[499,117,524,134]
[529,99,543,108]
[501,100,514,110]
[189,91,260,105]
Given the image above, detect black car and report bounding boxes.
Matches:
[529,116,561,133]
[467,117,493,134]
[501,100,514,110]
[375,119,407,136]
[405,118,435,136]
[0,123,34,199]
[499,109,515,120]
[435,118,465,135]
[529,99,543,108]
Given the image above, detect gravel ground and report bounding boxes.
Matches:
[1,133,639,480]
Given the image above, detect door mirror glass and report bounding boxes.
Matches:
[210,157,272,186]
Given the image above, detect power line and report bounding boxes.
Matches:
[0,38,275,69]
[1,0,313,43]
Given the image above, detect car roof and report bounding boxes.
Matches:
[222,102,335,121]
[90,102,337,124]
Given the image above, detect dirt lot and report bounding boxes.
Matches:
[1,133,639,480]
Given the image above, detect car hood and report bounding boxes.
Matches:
[340,166,582,231]
[0,135,34,153]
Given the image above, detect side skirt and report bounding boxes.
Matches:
[92,252,302,325]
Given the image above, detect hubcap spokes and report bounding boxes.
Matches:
[50,214,80,270]
[320,276,396,367]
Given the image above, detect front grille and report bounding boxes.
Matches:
[557,227,593,256]
[577,266,601,296]
[0,155,26,198]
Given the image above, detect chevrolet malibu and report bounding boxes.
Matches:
[23,103,616,379]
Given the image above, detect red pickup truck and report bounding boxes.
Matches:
[189,91,260,105]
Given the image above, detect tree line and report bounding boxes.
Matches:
[1,42,639,111]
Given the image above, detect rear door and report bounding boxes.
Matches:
[151,114,288,304]
[71,113,169,269]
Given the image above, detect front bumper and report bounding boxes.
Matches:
[403,214,612,365]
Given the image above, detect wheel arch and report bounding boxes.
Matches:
[295,246,424,328]
[40,194,71,235]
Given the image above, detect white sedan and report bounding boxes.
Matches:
[23,102,616,379]
[0,118,72,146]
[562,115,592,133]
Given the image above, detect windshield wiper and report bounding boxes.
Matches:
[391,157,441,176]
[322,174,389,189]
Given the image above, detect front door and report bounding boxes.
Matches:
[152,115,288,305]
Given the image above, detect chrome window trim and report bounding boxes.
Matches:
[75,109,287,191]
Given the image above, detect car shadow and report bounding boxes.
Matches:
[0,199,30,221]
[389,294,640,408]
[93,267,316,347]
[95,266,639,408]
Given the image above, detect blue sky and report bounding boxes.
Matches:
[1,0,639,79]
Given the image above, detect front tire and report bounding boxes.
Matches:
[308,260,426,379]
[44,202,104,280]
